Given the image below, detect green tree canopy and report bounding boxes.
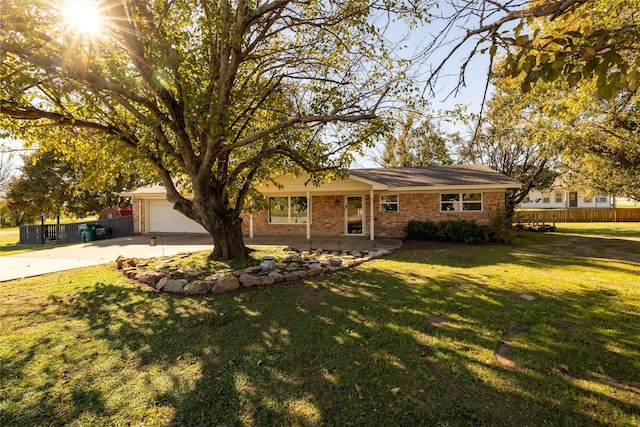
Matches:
[4,148,146,225]
[456,76,562,218]
[487,0,640,200]
[1,0,427,259]
[423,0,638,102]
[379,113,451,167]
[428,0,639,202]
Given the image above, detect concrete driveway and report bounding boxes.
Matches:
[0,234,401,282]
[0,234,214,282]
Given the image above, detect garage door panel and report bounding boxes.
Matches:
[149,200,208,233]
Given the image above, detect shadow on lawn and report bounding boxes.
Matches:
[5,243,639,425]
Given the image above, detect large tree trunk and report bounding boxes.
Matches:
[170,188,250,261]
[209,216,249,260]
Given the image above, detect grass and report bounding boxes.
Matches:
[554,222,640,238]
[1,225,639,426]
[0,233,64,257]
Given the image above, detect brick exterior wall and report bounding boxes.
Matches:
[373,191,504,237]
[240,191,506,238]
[132,198,144,234]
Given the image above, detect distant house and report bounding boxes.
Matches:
[124,165,521,239]
[518,184,639,209]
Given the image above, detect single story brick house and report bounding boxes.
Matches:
[124,165,521,240]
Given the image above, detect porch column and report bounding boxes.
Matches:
[369,189,375,241]
[249,213,254,238]
[306,191,311,240]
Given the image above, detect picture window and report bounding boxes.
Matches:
[380,194,399,213]
[440,193,483,212]
[268,196,308,224]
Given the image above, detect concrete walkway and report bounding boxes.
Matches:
[0,234,401,282]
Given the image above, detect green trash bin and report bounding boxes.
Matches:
[80,223,97,242]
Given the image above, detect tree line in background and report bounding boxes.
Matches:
[0,144,153,227]
[1,0,638,257]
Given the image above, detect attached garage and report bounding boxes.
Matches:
[148,199,208,234]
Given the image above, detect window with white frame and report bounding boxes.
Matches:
[440,193,483,212]
[596,195,608,203]
[542,192,551,203]
[268,196,308,224]
[380,194,399,213]
[555,192,563,203]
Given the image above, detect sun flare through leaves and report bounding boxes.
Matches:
[63,0,103,36]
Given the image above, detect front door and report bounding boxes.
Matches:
[569,192,578,208]
[345,196,364,235]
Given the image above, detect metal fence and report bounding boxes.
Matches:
[19,215,134,245]
[514,208,640,224]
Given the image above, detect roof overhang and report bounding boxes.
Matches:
[348,175,389,191]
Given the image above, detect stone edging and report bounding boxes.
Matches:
[116,248,391,295]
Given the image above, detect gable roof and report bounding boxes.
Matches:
[123,165,521,198]
[348,165,521,190]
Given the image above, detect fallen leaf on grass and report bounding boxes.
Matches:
[78,337,93,343]
[390,387,400,394]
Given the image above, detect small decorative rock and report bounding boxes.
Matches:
[136,271,164,286]
[286,262,300,271]
[268,271,285,283]
[212,275,240,293]
[157,277,186,293]
[285,270,308,282]
[185,270,206,280]
[239,273,262,287]
[123,267,138,279]
[116,256,137,270]
[184,280,214,295]
[260,275,276,286]
[204,273,221,282]
[283,254,303,263]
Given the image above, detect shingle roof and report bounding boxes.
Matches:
[348,165,521,188]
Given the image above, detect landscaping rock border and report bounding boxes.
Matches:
[116,248,391,295]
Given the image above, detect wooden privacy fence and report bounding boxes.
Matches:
[515,208,640,224]
[19,216,134,245]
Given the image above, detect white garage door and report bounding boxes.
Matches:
[149,199,208,233]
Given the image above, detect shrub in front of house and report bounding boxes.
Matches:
[404,219,491,244]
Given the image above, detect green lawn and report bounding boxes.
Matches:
[1,225,639,426]
[554,222,640,238]
[0,233,67,256]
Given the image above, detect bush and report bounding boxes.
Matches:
[486,203,511,244]
[404,219,491,244]
[404,220,438,241]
